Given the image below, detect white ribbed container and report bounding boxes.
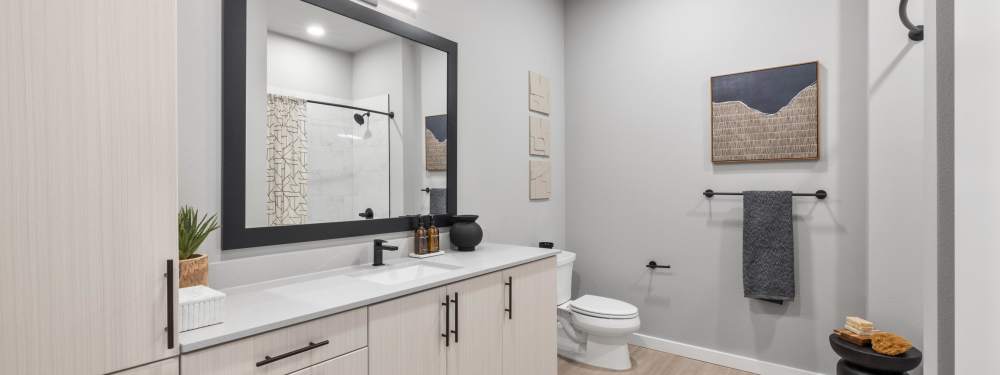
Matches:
[178,285,225,332]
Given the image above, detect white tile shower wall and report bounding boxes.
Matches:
[352,95,391,220]
[307,102,360,223]
[178,0,565,263]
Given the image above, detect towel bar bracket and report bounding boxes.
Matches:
[646,261,671,270]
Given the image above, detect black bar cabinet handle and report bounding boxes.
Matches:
[441,296,450,347]
[504,277,513,320]
[451,293,459,343]
[255,340,330,367]
[165,259,175,350]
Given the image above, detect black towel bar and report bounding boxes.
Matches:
[703,189,828,199]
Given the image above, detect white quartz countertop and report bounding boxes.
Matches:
[179,243,559,352]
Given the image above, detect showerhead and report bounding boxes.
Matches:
[354,112,371,125]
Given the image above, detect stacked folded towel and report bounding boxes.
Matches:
[845,316,874,336]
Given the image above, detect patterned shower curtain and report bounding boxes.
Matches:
[266,94,309,225]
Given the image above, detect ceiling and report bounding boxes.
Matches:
[266,0,397,53]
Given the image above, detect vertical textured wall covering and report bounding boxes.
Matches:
[266,94,309,225]
[566,1,868,373]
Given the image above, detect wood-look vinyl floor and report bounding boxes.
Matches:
[558,345,756,375]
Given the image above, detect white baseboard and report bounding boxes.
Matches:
[630,333,821,375]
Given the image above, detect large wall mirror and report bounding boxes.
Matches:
[223,0,458,249]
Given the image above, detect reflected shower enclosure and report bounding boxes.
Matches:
[243,0,449,229]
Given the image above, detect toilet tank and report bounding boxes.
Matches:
[555,250,576,305]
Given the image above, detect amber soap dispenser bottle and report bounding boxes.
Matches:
[414,216,428,255]
[427,216,440,253]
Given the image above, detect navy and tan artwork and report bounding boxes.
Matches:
[711,62,819,163]
[425,114,448,171]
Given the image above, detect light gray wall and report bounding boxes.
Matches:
[564,1,868,374]
[266,32,355,100]
[955,1,999,373]
[867,0,929,361]
[178,0,565,262]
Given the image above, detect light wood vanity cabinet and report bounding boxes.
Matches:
[181,257,556,375]
[501,257,557,375]
[368,258,555,375]
[368,287,448,375]
[445,272,505,375]
[1,0,178,374]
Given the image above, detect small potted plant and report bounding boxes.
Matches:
[178,206,220,288]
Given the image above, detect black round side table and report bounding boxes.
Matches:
[829,334,922,375]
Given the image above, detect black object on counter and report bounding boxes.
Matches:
[450,215,483,251]
[539,242,554,249]
[829,334,922,375]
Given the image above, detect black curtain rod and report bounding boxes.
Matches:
[306,99,395,119]
[703,189,828,199]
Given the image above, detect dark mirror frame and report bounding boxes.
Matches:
[222,0,458,250]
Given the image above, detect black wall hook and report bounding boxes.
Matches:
[899,0,924,41]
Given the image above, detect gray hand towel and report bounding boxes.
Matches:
[743,191,794,304]
[430,188,447,215]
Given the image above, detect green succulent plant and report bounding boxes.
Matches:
[178,206,220,260]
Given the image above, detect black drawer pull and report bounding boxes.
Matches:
[442,296,450,347]
[165,259,175,349]
[504,277,513,320]
[255,340,330,367]
[451,293,459,343]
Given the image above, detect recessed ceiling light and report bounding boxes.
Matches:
[386,0,418,11]
[306,25,326,37]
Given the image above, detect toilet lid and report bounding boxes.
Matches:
[570,295,638,319]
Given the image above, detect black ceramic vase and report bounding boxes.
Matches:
[450,215,483,251]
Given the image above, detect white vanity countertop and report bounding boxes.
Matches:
[179,243,559,352]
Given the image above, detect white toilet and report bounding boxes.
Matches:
[555,250,641,370]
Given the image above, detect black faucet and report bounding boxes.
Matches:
[373,239,398,266]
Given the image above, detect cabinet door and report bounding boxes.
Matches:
[115,358,179,375]
[446,273,504,375]
[368,287,447,375]
[0,0,178,374]
[501,257,557,375]
[287,348,367,375]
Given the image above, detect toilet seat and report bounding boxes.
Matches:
[569,295,639,319]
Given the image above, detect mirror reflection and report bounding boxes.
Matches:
[244,0,448,228]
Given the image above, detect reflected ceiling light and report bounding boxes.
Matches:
[306,25,326,37]
[386,0,419,11]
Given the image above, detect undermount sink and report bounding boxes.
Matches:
[350,262,459,285]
